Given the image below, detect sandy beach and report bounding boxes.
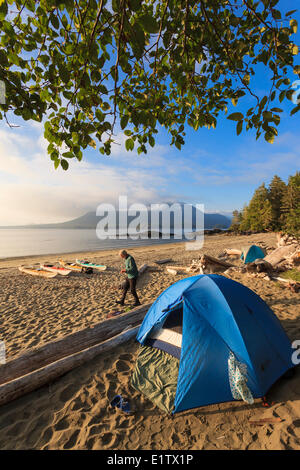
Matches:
[0,232,300,450]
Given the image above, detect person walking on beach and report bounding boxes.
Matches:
[117,250,141,306]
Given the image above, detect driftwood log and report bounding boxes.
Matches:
[165,265,189,275]
[264,244,299,267]
[276,232,300,248]
[224,248,242,256]
[138,264,148,275]
[155,259,172,265]
[0,303,151,387]
[189,255,234,274]
[165,265,189,271]
[0,326,140,407]
[245,259,273,274]
[166,268,178,275]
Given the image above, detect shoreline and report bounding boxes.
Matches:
[0,228,232,263]
[0,240,187,265]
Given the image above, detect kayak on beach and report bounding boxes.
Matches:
[59,259,83,272]
[76,259,107,271]
[18,265,58,278]
[40,263,71,276]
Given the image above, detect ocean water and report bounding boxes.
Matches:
[0,228,186,259]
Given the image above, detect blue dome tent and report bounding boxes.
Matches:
[241,245,266,264]
[131,275,293,414]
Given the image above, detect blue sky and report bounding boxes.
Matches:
[0,0,299,225]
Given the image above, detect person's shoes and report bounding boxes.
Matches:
[133,301,141,306]
[116,300,124,306]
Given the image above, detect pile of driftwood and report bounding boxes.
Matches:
[245,236,300,275]
[170,232,300,291]
[276,232,300,248]
[224,233,300,291]
[188,255,235,274]
[164,255,235,276]
[245,245,299,273]
[161,232,299,292]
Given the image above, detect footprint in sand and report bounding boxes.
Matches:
[96,381,105,393]
[86,411,106,427]
[115,359,130,373]
[287,421,300,439]
[69,398,85,411]
[100,432,121,448]
[89,423,110,436]
[55,417,70,431]
[116,417,130,429]
[63,429,80,450]
[39,426,54,445]
[171,432,181,445]
[105,382,118,401]
[119,353,133,362]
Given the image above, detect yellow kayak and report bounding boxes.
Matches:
[59,259,83,272]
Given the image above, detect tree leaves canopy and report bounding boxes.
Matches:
[0,0,299,169]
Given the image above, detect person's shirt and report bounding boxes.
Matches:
[124,255,138,279]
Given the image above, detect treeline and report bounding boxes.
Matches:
[231,172,300,236]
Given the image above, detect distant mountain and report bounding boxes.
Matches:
[0,204,232,231]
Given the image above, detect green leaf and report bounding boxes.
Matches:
[264,132,275,144]
[50,13,59,30]
[88,138,97,149]
[125,138,134,151]
[129,0,141,11]
[0,0,8,20]
[286,10,297,17]
[138,14,159,34]
[72,132,79,144]
[22,109,32,121]
[149,136,155,147]
[263,111,273,120]
[260,96,268,109]
[294,65,300,75]
[290,19,298,34]
[76,150,83,161]
[290,104,300,116]
[271,9,281,20]
[62,151,74,158]
[227,112,244,121]
[112,0,120,12]
[236,120,243,136]
[0,49,8,66]
[279,90,286,102]
[286,89,295,101]
[242,74,250,85]
[120,115,129,130]
[61,159,69,170]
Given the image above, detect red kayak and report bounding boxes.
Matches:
[40,263,71,276]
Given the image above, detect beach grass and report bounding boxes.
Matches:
[280,269,300,282]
